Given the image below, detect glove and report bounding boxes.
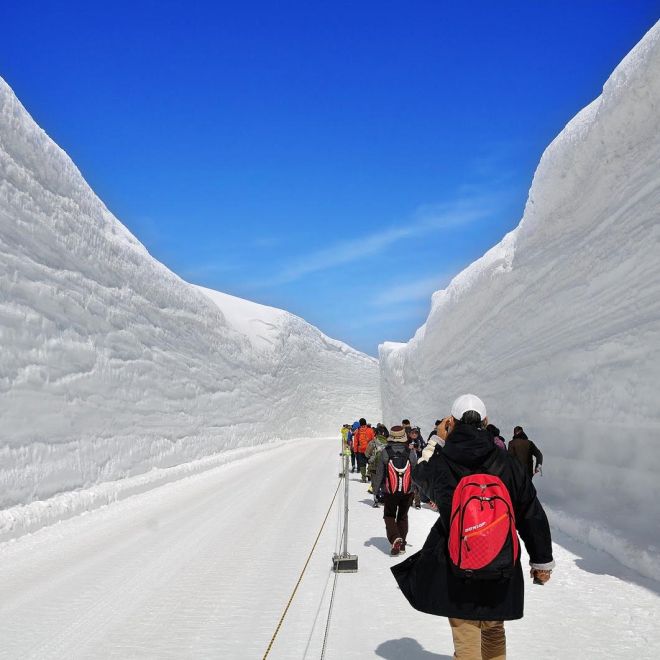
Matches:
[531,569,552,584]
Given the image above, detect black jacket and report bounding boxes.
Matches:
[391,423,553,621]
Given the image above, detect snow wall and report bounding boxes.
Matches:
[380,22,660,580]
[0,76,380,529]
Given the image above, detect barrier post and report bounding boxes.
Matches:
[332,451,358,573]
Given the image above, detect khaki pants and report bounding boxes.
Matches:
[448,618,506,660]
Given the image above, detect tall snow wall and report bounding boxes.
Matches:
[380,22,660,579]
[0,76,380,522]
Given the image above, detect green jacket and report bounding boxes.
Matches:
[366,435,388,474]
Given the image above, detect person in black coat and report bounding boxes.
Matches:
[508,426,544,478]
[391,394,554,659]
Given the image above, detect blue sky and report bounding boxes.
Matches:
[2,1,658,355]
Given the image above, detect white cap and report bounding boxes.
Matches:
[451,394,487,421]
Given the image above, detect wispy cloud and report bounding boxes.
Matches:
[370,272,454,307]
[256,194,495,287]
[179,261,241,282]
[349,305,430,328]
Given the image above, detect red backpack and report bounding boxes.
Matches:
[384,445,412,494]
[448,473,519,579]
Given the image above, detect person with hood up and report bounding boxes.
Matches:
[374,425,418,556]
[508,426,543,478]
[391,394,554,660]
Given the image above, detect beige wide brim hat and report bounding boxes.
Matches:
[389,425,407,442]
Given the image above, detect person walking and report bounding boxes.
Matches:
[486,424,507,451]
[366,424,389,506]
[508,426,543,478]
[340,424,350,453]
[348,421,359,472]
[352,418,375,483]
[392,394,554,660]
[374,425,418,556]
[407,426,424,509]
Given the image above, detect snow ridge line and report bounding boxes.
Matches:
[0,436,324,544]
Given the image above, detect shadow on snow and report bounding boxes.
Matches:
[364,536,393,555]
[375,637,452,659]
[553,529,660,597]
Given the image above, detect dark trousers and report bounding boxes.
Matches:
[350,449,356,469]
[356,452,367,480]
[383,492,413,543]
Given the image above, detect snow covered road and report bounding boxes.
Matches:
[0,438,658,659]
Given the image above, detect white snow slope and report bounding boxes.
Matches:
[380,21,660,580]
[0,76,380,534]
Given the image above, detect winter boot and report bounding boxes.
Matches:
[391,537,403,556]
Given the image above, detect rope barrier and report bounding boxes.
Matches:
[262,477,343,660]
[318,453,347,658]
[320,566,340,660]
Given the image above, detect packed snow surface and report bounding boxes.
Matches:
[380,21,660,579]
[0,438,657,659]
[0,75,380,535]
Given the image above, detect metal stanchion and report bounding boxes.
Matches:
[332,451,358,572]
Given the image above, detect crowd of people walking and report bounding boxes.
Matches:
[340,394,551,660]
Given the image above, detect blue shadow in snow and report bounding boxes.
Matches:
[375,637,452,659]
[364,536,392,555]
[552,529,660,597]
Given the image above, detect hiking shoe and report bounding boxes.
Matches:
[372,500,379,508]
[391,538,403,556]
[414,503,421,509]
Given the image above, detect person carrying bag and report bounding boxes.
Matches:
[391,394,554,660]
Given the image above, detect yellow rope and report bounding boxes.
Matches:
[262,477,343,660]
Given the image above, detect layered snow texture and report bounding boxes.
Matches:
[380,22,660,580]
[0,76,380,528]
